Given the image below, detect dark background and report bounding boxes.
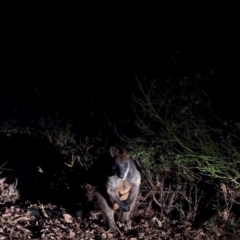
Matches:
[1,6,240,207]
[2,9,240,134]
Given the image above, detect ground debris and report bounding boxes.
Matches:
[0,202,239,239]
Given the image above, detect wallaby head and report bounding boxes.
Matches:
[110,146,130,180]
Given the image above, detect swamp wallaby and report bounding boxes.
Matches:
[85,146,141,231]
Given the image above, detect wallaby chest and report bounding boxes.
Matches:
[107,175,132,195]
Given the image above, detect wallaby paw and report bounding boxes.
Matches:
[122,204,130,212]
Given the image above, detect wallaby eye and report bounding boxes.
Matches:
[124,163,128,167]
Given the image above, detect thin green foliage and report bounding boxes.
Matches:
[127,75,240,187]
[117,54,240,233]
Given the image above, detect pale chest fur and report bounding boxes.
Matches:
[107,176,132,195]
[107,176,132,209]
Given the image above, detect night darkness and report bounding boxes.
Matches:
[1,9,240,237]
[4,13,239,128]
[2,11,240,170]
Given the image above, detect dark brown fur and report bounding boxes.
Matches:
[84,146,141,231]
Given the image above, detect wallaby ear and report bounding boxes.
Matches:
[110,146,119,157]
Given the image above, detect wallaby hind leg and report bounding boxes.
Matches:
[101,210,116,231]
[94,191,117,231]
[117,208,130,223]
[117,194,138,223]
